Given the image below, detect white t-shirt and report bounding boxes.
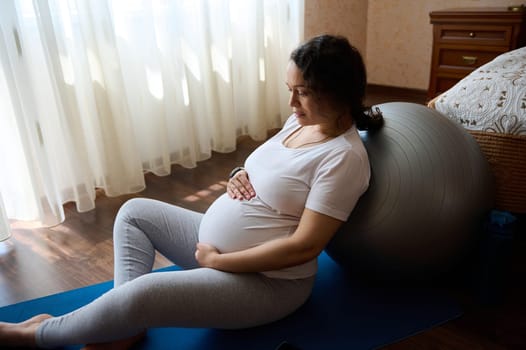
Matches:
[198,115,370,279]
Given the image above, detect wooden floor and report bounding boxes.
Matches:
[1,86,525,349]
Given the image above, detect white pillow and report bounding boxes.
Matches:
[434,47,526,135]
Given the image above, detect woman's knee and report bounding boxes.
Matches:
[113,198,154,238]
[115,198,152,222]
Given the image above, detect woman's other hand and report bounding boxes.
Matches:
[227,170,256,200]
[195,242,220,268]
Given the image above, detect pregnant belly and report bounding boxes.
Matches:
[198,193,297,253]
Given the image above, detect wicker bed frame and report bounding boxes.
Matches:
[467,131,526,214]
[428,95,525,214]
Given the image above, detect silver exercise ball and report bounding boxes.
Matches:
[325,102,495,281]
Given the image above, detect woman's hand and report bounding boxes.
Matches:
[227,170,256,200]
[195,242,220,268]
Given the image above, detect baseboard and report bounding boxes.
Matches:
[365,84,429,106]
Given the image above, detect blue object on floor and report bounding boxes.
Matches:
[0,252,462,349]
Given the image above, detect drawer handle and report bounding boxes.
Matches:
[462,56,478,65]
[469,32,476,38]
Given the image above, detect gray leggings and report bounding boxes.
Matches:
[36,198,315,348]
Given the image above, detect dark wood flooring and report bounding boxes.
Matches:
[1,85,525,349]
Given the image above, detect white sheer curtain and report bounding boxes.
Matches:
[0,0,304,228]
[0,192,10,242]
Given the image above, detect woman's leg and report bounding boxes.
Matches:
[1,198,204,349]
[36,268,315,348]
[112,198,203,286]
[2,198,315,348]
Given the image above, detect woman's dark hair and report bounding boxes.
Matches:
[290,35,383,131]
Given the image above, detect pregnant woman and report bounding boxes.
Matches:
[0,34,383,349]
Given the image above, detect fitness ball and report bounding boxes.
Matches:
[325,102,495,281]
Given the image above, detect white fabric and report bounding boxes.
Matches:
[0,192,10,241]
[0,0,304,227]
[198,115,370,279]
[434,47,526,135]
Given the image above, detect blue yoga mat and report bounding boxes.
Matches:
[0,252,462,349]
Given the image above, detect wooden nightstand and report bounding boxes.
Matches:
[427,6,526,98]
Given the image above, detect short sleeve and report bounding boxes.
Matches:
[305,148,370,221]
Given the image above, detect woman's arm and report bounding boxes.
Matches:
[195,208,343,273]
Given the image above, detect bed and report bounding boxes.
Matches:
[428,47,526,214]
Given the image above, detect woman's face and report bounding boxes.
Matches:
[285,61,339,129]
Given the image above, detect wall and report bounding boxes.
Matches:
[304,0,368,54]
[304,0,522,90]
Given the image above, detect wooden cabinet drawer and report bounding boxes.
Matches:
[438,47,505,70]
[436,24,512,46]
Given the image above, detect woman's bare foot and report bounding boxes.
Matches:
[0,314,52,348]
[82,331,146,350]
